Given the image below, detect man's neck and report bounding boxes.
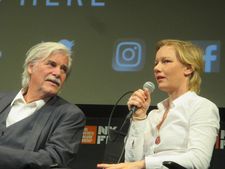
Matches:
[23,90,52,103]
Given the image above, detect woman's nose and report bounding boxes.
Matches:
[154,63,161,73]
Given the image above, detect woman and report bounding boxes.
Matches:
[97,39,220,169]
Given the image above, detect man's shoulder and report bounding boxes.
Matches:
[43,96,86,124]
[53,95,76,107]
[52,95,84,115]
[0,91,17,99]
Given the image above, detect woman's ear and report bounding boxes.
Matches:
[184,65,193,76]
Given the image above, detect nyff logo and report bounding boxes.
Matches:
[193,41,220,73]
[112,40,145,72]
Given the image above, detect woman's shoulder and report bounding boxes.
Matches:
[192,93,218,109]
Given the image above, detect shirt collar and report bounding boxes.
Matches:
[11,89,48,109]
[157,91,196,110]
[172,91,196,107]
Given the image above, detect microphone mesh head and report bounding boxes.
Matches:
[143,81,155,93]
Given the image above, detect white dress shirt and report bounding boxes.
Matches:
[6,90,46,127]
[125,91,220,169]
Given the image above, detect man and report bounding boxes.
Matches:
[0,42,86,169]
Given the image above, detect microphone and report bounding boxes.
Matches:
[127,81,155,119]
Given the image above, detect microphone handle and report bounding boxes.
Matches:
[126,106,137,119]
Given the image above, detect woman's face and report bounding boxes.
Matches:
[154,45,192,94]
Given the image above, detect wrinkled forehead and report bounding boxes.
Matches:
[40,50,68,61]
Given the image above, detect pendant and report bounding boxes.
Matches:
[155,136,160,144]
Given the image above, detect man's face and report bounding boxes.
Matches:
[27,52,69,98]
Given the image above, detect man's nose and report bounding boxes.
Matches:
[52,67,61,76]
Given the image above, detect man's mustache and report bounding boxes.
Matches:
[45,76,61,86]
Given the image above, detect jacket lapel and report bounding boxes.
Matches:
[0,92,17,114]
[24,96,59,151]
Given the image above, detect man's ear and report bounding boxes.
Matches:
[184,65,194,76]
[27,63,34,74]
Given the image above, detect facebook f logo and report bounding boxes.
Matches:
[192,41,220,73]
[204,44,218,72]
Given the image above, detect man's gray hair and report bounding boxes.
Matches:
[22,42,72,92]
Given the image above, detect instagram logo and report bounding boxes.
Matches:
[112,40,145,71]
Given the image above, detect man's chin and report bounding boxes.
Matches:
[44,89,60,97]
[40,85,61,97]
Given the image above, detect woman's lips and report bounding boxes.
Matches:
[156,76,165,82]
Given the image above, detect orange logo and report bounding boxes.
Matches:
[81,125,97,144]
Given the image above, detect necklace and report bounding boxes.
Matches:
[155,109,169,145]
